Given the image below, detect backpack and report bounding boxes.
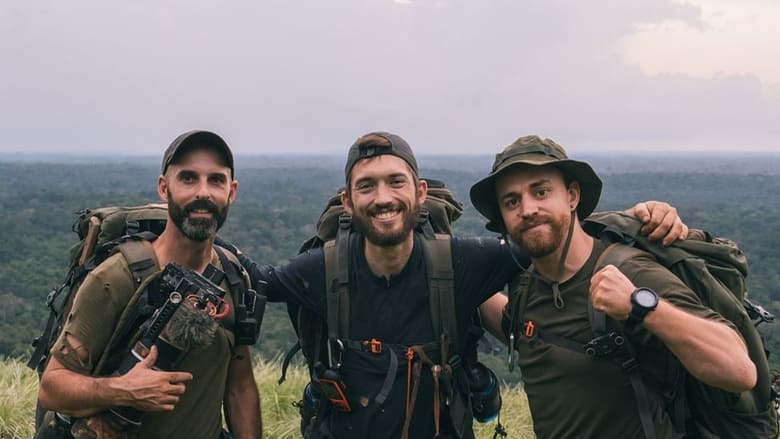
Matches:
[506,210,778,438]
[285,178,504,438]
[29,203,263,433]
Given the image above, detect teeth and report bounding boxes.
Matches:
[374,211,398,219]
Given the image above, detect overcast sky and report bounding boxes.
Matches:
[2,0,778,155]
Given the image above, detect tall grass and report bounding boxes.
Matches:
[0,357,534,438]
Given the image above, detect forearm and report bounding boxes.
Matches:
[39,363,126,417]
[224,346,262,439]
[643,300,756,392]
[479,292,508,344]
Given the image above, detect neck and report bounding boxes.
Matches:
[152,223,214,272]
[532,224,593,283]
[363,232,415,280]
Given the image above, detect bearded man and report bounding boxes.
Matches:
[232,131,686,439]
[38,130,262,439]
[469,135,756,438]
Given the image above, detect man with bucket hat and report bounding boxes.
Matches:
[229,131,688,438]
[469,135,756,438]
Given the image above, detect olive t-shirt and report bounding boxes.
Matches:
[507,240,733,439]
[51,251,238,439]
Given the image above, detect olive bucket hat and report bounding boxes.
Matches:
[469,135,602,233]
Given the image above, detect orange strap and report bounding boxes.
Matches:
[432,364,441,436]
[402,359,422,439]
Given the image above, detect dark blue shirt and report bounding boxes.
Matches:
[241,232,525,438]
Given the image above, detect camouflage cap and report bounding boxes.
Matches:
[162,130,235,179]
[469,135,602,233]
[344,132,418,181]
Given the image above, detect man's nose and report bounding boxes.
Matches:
[519,197,539,218]
[374,182,393,203]
[194,178,212,199]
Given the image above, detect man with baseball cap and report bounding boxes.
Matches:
[38,130,262,439]
[469,135,756,438]
[232,130,686,438]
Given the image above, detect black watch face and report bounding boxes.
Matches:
[635,289,657,307]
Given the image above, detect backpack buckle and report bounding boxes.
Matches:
[745,298,775,325]
[584,332,625,357]
[363,338,383,354]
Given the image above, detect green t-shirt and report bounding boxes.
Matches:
[52,250,238,439]
[510,240,732,439]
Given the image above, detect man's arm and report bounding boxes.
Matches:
[223,345,262,439]
[38,343,193,417]
[479,293,508,344]
[590,264,756,392]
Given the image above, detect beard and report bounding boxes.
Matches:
[508,210,570,258]
[351,200,420,247]
[167,190,229,242]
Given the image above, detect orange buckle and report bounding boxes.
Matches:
[364,338,383,354]
[524,320,536,338]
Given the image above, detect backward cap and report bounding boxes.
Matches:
[469,135,602,232]
[344,131,418,181]
[162,130,235,179]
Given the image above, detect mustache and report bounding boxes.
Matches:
[183,199,220,216]
[515,215,549,233]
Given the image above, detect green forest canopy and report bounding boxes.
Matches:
[0,154,778,382]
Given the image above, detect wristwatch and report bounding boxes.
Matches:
[627,287,659,327]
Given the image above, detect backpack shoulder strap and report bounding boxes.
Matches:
[321,214,351,367]
[214,246,248,302]
[421,233,458,353]
[591,241,659,439]
[93,236,161,374]
[215,245,266,346]
[114,234,159,288]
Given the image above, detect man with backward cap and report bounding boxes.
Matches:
[469,135,756,438]
[233,131,688,438]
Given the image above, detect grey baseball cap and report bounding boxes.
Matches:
[469,135,602,233]
[344,131,419,181]
[161,130,234,179]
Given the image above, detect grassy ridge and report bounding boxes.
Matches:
[0,357,535,438]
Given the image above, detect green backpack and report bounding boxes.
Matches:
[284,178,504,438]
[506,210,778,438]
[29,204,262,433]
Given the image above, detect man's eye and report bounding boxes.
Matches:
[356,182,373,191]
[536,189,549,197]
[390,179,405,187]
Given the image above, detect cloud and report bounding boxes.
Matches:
[0,0,777,154]
[620,0,780,98]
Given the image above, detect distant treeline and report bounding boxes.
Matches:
[1,155,778,383]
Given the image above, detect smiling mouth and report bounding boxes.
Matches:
[372,209,401,221]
